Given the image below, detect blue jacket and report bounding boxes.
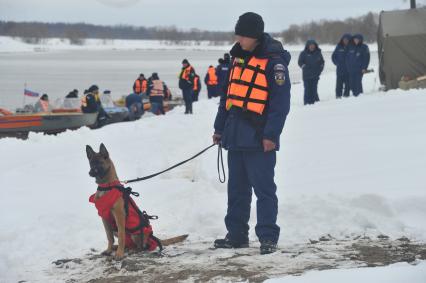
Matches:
[346,34,370,74]
[332,33,351,76]
[298,40,324,80]
[213,33,291,151]
[216,62,230,89]
[125,93,142,109]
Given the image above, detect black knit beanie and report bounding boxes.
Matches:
[235,12,264,39]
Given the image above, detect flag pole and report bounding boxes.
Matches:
[23,82,27,108]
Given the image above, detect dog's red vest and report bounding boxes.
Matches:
[89,181,158,250]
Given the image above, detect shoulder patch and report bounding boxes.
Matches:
[273,64,286,86]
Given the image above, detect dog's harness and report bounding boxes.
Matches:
[89,180,163,251]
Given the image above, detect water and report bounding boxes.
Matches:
[0,49,377,109]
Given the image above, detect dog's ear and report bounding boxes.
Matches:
[86,145,95,160]
[99,143,109,159]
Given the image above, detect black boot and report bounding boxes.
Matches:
[214,236,249,249]
[260,240,277,255]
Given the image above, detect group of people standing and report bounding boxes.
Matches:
[298,33,370,105]
[132,72,172,116]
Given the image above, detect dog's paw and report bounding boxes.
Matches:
[114,251,125,260]
[101,249,113,256]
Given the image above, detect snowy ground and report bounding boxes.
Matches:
[0,36,379,54]
[0,43,425,282]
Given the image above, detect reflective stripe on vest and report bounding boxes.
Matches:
[141,80,147,93]
[193,76,199,91]
[207,67,218,85]
[150,80,164,96]
[226,57,269,115]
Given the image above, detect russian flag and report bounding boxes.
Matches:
[24,89,39,97]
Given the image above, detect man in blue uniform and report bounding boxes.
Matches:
[212,12,291,255]
[216,56,231,98]
[298,39,324,105]
[332,34,351,98]
[346,34,370,96]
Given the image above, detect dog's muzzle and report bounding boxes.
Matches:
[89,166,107,178]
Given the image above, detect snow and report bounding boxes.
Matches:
[266,261,426,283]
[0,47,425,282]
[0,35,379,54]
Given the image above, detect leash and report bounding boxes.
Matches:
[121,144,226,184]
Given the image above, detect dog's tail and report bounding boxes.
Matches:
[160,234,189,246]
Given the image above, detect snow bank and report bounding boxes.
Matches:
[267,261,426,283]
[0,80,425,282]
[0,36,378,53]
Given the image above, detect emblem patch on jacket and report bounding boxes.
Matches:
[274,64,286,86]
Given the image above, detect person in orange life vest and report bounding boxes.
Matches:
[34,94,52,112]
[133,73,148,95]
[179,59,196,114]
[204,65,218,99]
[212,12,291,255]
[147,72,168,115]
[193,74,202,102]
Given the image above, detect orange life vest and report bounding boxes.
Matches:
[193,76,200,91]
[226,57,269,115]
[180,65,194,81]
[207,66,218,85]
[134,79,147,94]
[150,80,164,97]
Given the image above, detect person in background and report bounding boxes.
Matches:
[346,34,370,96]
[86,85,110,126]
[133,73,148,95]
[205,65,218,99]
[81,89,97,113]
[298,39,324,105]
[332,34,351,98]
[34,94,52,112]
[125,90,144,120]
[216,54,231,98]
[193,74,202,102]
[64,89,79,109]
[179,59,196,114]
[147,72,168,115]
[66,89,79,98]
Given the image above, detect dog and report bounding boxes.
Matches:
[87,143,187,260]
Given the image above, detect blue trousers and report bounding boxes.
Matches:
[207,85,218,99]
[182,88,193,113]
[336,73,350,98]
[225,150,280,243]
[303,78,319,105]
[349,72,363,96]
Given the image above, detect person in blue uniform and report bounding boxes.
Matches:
[298,40,324,105]
[332,34,351,98]
[346,34,370,96]
[212,12,291,255]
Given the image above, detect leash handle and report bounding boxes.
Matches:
[217,144,226,183]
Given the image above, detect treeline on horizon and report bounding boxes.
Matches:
[0,12,378,45]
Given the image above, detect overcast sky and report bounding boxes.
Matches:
[0,0,421,31]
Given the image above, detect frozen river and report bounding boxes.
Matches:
[0,49,377,109]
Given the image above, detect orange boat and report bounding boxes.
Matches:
[0,109,98,138]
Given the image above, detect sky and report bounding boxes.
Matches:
[0,0,421,31]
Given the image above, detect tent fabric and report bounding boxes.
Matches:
[378,8,426,90]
